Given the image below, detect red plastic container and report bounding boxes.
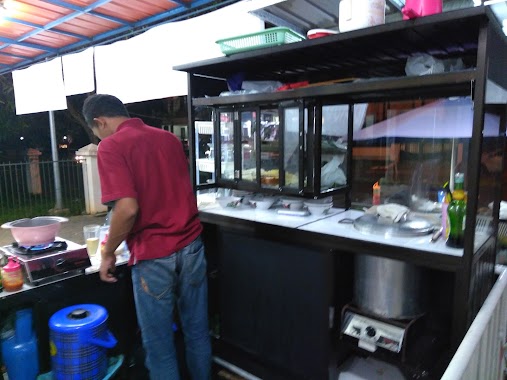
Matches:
[2,257,23,292]
[307,29,338,39]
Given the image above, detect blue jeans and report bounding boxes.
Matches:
[131,236,211,380]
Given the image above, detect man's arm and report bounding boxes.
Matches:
[100,197,138,282]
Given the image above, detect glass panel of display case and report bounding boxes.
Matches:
[350,97,471,225]
[241,110,257,183]
[195,121,214,186]
[219,111,235,180]
[477,33,507,258]
[283,107,299,189]
[474,104,506,252]
[321,105,351,191]
[260,108,280,188]
[474,106,506,250]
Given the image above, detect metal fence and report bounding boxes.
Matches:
[442,265,507,380]
[0,160,85,224]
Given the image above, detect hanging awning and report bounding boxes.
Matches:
[0,0,242,76]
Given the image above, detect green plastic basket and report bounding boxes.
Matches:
[216,27,305,55]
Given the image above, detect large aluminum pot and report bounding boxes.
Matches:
[353,253,427,319]
[1,216,69,247]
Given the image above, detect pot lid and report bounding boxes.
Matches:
[49,304,108,331]
[353,214,435,237]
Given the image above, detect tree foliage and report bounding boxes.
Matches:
[0,76,186,162]
[0,74,29,138]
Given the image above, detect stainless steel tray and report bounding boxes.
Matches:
[353,214,436,237]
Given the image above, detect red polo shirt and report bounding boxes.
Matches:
[97,118,202,265]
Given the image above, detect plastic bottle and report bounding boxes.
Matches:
[1,308,39,380]
[440,182,451,238]
[1,258,23,292]
[372,181,381,205]
[446,173,466,248]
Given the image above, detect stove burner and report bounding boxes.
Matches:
[12,241,68,255]
[21,243,52,250]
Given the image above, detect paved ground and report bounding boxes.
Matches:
[0,213,108,247]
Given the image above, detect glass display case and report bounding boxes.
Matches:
[207,101,354,197]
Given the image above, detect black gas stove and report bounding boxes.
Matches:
[0,239,91,286]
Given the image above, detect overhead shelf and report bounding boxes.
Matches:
[175,7,488,84]
[192,70,477,106]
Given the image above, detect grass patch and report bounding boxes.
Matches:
[0,196,85,224]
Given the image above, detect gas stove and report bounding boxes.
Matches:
[0,239,91,286]
[339,303,446,378]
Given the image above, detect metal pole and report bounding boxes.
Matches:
[49,110,63,210]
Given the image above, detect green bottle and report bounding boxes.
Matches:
[446,173,466,248]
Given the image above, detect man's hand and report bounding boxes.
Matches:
[99,249,118,283]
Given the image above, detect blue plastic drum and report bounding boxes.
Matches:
[49,304,117,380]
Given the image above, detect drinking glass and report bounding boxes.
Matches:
[83,224,100,257]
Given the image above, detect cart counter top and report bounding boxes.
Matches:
[198,205,489,261]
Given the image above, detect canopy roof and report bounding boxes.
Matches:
[0,0,240,76]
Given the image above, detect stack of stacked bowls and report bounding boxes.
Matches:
[281,197,304,210]
[304,198,333,215]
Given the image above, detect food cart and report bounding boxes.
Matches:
[175,6,507,379]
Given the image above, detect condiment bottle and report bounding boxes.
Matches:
[440,182,451,238]
[1,258,23,292]
[372,181,381,205]
[446,173,466,248]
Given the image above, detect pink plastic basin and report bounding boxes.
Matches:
[1,216,69,247]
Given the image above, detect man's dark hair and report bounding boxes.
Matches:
[82,94,130,129]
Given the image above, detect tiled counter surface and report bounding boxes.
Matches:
[298,209,467,257]
[199,203,345,229]
[199,205,483,258]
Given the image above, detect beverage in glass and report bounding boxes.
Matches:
[83,224,100,256]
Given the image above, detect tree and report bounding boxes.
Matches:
[64,93,99,145]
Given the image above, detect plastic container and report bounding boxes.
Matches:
[307,29,338,39]
[1,216,68,247]
[216,27,305,55]
[402,0,442,20]
[1,257,23,292]
[49,304,117,380]
[1,308,39,380]
[37,355,124,380]
[339,0,385,33]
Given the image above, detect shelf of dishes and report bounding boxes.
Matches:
[197,159,215,173]
[196,121,213,135]
[196,188,334,215]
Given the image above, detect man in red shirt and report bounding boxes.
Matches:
[82,94,211,380]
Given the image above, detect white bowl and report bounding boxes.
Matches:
[304,198,332,215]
[250,197,276,210]
[216,196,242,209]
[304,197,333,206]
[281,198,304,210]
[306,204,332,215]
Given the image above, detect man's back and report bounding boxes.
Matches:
[98,118,202,264]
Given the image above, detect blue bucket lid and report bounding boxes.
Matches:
[49,304,108,332]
